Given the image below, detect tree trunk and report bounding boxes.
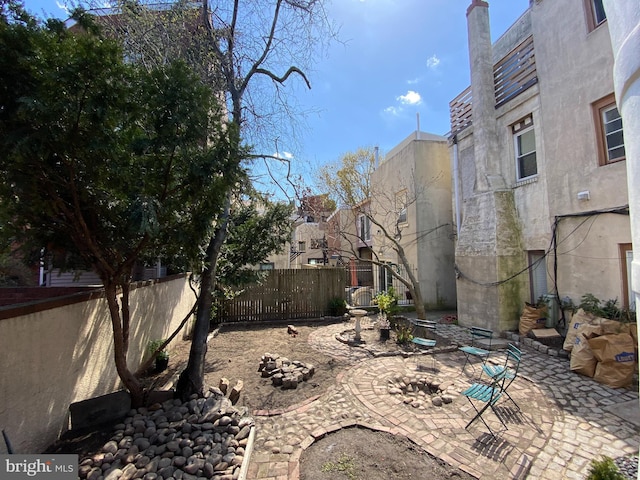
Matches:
[176,193,231,401]
[396,246,427,319]
[104,283,145,407]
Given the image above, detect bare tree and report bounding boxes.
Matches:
[89,0,337,399]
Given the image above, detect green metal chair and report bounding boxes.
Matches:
[458,326,493,375]
[480,343,522,411]
[411,319,437,371]
[461,362,509,438]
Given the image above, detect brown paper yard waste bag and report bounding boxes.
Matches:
[598,319,631,335]
[563,309,599,351]
[588,333,636,388]
[569,326,602,377]
[519,303,548,336]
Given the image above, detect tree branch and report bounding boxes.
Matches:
[253,66,311,89]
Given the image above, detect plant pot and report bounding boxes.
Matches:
[155,356,169,373]
[379,329,391,341]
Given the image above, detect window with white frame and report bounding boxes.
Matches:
[298,241,306,252]
[593,94,625,165]
[359,214,371,242]
[513,116,537,181]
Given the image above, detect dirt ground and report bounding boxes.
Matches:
[50,319,469,480]
[299,427,475,480]
[157,319,437,411]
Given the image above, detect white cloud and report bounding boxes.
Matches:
[383,106,401,116]
[273,151,294,160]
[407,77,420,85]
[397,90,422,105]
[56,1,70,12]
[426,54,440,69]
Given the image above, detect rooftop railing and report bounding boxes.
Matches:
[449,35,537,138]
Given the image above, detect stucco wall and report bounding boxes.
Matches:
[372,132,456,307]
[531,0,627,217]
[0,275,195,454]
[451,0,631,331]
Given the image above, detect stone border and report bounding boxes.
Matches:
[503,331,569,359]
[237,425,256,480]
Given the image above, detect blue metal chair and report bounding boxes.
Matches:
[411,319,437,371]
[461,366,509,438]
[481,343,522,411]
[458,326,493,375]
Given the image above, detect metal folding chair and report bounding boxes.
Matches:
[461,366,509,438]
[481,343,522,410]
[411,319,437,371]
[458,326,493,375]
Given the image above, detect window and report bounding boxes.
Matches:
[298,241,306,252]
[359,214,371,242]
[396,191,407,224]
[259,262,274,270]
[310,238,325,249]
[528,251,547,303]
[593,94,625,165]
[584,0,606,31]
[307,258,325,265]
[513,116,537,180]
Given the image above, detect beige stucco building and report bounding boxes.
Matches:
[267,196,334,269]
[371,132,457,308]
[450,0,631,331]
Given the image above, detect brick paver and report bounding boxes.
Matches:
[245,316,639,479]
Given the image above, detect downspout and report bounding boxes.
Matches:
[452,136,462,235]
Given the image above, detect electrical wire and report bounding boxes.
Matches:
[454,205,629,289]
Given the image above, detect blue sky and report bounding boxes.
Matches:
[21,0,530,186]
[292,0,531,166]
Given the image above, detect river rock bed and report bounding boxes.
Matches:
[77,389,254,480]
[387,376,456,409]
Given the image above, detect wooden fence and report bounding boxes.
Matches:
[214,268,346,323]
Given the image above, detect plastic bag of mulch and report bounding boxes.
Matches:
[563,309,599,352]
[569,325,602,378]
[588,333,636,388]
[519,303,548,336]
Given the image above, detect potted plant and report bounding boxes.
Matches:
[147,339,169,373]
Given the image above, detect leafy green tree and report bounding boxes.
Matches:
[217,192,293,287]
[0,4,238,405]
